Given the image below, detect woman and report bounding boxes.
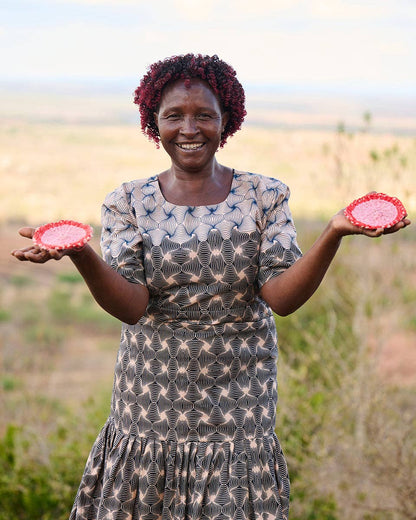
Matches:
[12,54,410,520]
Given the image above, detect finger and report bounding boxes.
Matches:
[384,219,410,234]
[11,245,41,254]
[14,247,51,263]
[23,250,51,263]
[361,227,384,238]
[11,249,31,261]
[11,245,42,259]
[374,227,384,236]
[18,227,36,239]
[49,249,65,260]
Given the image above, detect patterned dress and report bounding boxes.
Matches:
[69,170,302,520]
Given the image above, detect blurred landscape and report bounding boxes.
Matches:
[1,85,416,519]
[2,79,416,133]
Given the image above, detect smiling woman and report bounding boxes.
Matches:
[11,53,411,520]
[131,54,247,206]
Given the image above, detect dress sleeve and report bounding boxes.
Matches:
[257,183,302,288]
[100,185,146,285]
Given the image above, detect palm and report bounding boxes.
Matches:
[11,227,67,262]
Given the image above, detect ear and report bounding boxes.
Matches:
[221,112,230,133]
[153,112,159,130]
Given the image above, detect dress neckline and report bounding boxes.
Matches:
[155,169,237,209]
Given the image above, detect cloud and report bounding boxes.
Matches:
[49,0,416,23]
[1,0,415,91]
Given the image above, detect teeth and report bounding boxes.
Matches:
[177,143,204,150]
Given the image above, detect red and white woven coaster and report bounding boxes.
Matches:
[33,220,93,250]
[344,193,406,229]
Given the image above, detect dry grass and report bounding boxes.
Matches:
[1,121,415,226]
[1,120,415,519]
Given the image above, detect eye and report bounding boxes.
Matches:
[165,113,182,121]
[197,113,213,120]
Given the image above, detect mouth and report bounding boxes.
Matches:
[175,142,205,151]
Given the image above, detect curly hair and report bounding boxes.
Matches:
[133,53,246,148]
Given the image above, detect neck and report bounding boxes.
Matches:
[158,163,234,206]
[168,158,220,182]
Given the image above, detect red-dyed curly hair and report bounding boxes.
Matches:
[134,53,246,148]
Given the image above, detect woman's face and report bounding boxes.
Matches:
[154,79,229,173]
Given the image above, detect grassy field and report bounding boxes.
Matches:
[1,120,415,225]
[1,120,415,519]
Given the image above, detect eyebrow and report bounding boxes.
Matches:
[159,106,220,114]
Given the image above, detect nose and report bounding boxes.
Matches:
[180,115,199,136]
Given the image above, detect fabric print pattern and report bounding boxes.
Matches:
[70,171,302,520]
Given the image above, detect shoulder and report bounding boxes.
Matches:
[234,171,291,211]
[103,175,159,210]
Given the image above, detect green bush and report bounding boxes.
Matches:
[0,392,110,520]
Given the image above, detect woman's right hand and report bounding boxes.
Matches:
[11,226,149,324]
[11,227,67,263]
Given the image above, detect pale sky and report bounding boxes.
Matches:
[1,0,415,95]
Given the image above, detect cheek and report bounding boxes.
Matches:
[158,124,177,141]
[160,139,174,155]
[206,122,223,137]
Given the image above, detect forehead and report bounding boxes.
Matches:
[159,78,221,110]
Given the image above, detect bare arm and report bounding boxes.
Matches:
[11,227,149,324]
[260,210,411,316]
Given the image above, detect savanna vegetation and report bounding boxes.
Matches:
[1,117,415,519]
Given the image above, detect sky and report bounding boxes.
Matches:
[1,0,416,96]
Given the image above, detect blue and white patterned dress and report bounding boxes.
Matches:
[69,170,302,520]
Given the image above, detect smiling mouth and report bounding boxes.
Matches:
[176,143,205,151]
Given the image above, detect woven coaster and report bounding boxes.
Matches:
[33,220,93,250]
[345,193,406,229]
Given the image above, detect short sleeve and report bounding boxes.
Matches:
[257,183,302,288]
[100,185,146,285]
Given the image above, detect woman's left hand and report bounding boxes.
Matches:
[331,209,411,238]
